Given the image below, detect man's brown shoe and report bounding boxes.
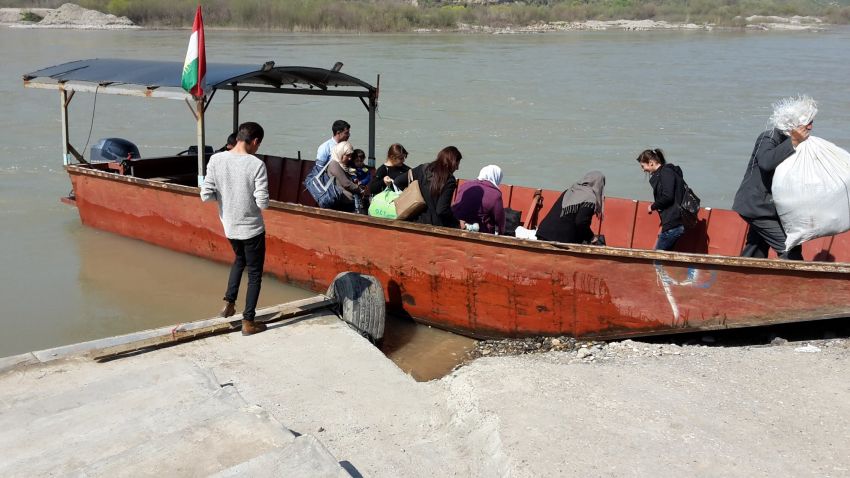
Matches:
[241,319,267,336]
[220,301,236,318]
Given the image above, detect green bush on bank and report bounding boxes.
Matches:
[19,10,43,22]
[1,0,848,29]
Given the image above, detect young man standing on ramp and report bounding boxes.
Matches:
[201,122,270,335]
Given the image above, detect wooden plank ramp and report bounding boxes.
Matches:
[0,295,336,371]
[90,295,336,360]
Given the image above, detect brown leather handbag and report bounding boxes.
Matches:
[394,169,426,220]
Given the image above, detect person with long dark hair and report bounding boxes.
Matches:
[536,171,605,244]
[636,148,688,251]
[394,146,462,227]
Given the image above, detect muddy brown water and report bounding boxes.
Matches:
[380,316,477,381]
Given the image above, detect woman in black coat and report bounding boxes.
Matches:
[369,143,411,196]
[394,146,462,228]
[636,148,686,251]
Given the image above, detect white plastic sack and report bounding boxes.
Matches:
[773,136,850,250]
[514,226,537,240]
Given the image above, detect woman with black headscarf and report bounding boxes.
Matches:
[536,171,605,244]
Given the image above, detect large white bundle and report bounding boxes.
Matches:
[773,136,850,250]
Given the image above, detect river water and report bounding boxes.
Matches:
[1,27,848,369]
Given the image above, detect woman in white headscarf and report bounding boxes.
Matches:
[325,140,365,212]
[536,171,605,244]
[450,164,506,234]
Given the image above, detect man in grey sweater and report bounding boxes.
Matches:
[201,122,270,335]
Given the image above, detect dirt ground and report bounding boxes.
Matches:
[450,336,850,476]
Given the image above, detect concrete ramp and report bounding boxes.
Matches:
[212,435,351,478]
[0,359,346,477]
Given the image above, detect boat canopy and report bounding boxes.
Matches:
[23,58,380,170]
[23,58,376,100]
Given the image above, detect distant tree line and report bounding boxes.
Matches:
[2,0,849,30]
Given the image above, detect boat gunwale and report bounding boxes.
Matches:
[65,163,850,275]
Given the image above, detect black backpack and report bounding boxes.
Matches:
[503,208,522,236]
[678,181,700,228]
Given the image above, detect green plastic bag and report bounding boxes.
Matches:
[368,187,401,219]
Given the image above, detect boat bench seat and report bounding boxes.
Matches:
[147,174,194,183]
[127,155,204,180]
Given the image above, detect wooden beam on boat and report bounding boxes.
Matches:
[90,295,335,360]
[67,143,87,164]
[215,84,371,98]
[24,80,191,100]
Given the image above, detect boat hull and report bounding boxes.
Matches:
[68,168,850,340]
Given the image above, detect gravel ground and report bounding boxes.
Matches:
[467,317,850,363]
[469,335,850,363]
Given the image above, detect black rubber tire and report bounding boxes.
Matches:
[326,272,386,343]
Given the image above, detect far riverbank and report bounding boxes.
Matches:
[0,3,837,33]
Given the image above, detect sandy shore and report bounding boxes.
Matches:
[1,310,848,476]
[450,15,826,33]
[0,4,138,30]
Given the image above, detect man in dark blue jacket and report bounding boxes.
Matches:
[732,96,817,260]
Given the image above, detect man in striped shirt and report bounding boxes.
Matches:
[201,122,270,335]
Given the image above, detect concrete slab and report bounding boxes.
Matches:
[442,345,850,477]
[0,352,37,373]
[0,356,344,477]
[0,313,481,477]
[212,435,351,478]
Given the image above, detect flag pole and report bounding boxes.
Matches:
[196,96,206,187]
[183,4,206,187]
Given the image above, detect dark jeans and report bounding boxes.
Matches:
[740,216,803,260]
[224,232,266,321]
[331,199,356,213]
[655,225,685,251]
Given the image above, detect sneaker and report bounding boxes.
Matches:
[220,301,236,318]
[241,319,267,336]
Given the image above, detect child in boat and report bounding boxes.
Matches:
[349,149,371,187]
[217,132,237,153]
[536,171,605,245]
[636,149,687,251]
[348,148,370,214]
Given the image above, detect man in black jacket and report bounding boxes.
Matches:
[732,96,817,260]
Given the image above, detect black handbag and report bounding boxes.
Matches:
[504,208,522,236]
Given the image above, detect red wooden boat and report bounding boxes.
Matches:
[24,59,850,340]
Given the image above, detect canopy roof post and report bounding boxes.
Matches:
[60,88,71,165]
[232,89,239,134]
[368,96,376,167]
[196,97,206,186]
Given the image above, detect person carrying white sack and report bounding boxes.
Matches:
[732,95,817,260]
[772,119,850,253]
